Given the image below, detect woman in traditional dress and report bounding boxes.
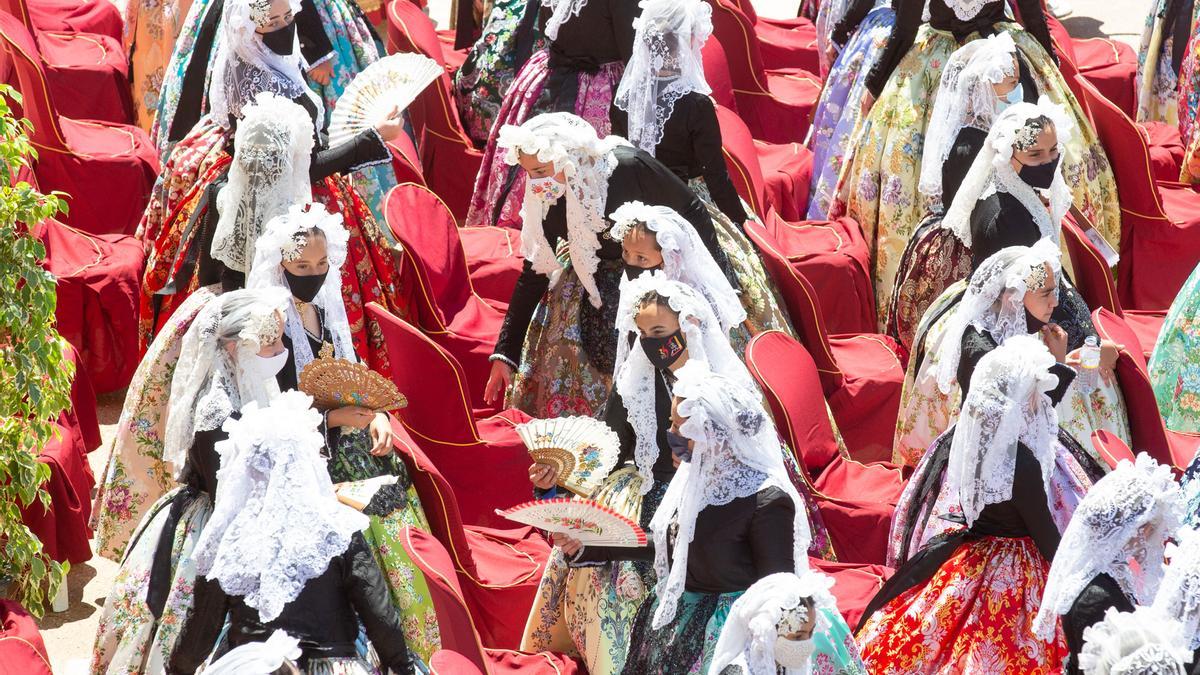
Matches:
[608,0,792,339]
[806,0,896,220]
[481,112,728,418]
[1150,527,1200,669]
[166,391,417,675]
[857,335,1071,672]
[884,32,1021,347]
[91,288,291,674]
[465,0,640,228]
[245,205,440,659]
[887,243,1106,566]
[1079,607,1193,675]
[892,102,1129,468]
[709,571,867,675]
[120,0,197,131]
[1136,0,1198,125]
[1148,260,1200,433]
[1033,455,1184,674]
[553,359,814,673]
[826,0,1119,314]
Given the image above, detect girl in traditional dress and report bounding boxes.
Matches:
[465,0,640,228]
[165,392,416,675]
[1136,0,1199,125]
[892,102,1129,468]
[1148,259,1200,433]
[245,205,440,659]
[553,359,815,673]
[827,0,1119,314]
[709,571,868,675]
[884,32,1021,347]
[481,112,728,418]
[91,288,291,674]
[1033,455,1184,674]
[1150,527,1200,669]
[858,335,1072,673]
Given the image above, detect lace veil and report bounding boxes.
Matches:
[1152,527,1200,650]
[609,200,745,331]
[612,273,753,492]
[193,390,369,622]
[212,92,314,274]
[945,334,1061,525]
[941,98,1074,247]
[613,0,713,155]
[708,570,838,675]
[246,203,354,372]
[209,0,319,129]
[1079,606,1191,675]
[1032,455,1184,639]
[498,113,631,307]
[919,32,1018,203]
[162,287,291,478]
[933,237,1061,394]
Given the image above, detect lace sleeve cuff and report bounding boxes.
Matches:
[344,127,393,173]
[306,51,336,70]
[489,353,519,369]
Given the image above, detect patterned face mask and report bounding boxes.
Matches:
[528,175,567,204]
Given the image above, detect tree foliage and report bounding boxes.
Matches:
[0,84,72,616]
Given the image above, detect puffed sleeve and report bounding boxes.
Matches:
[1011,443,1061,562]
[612,0,642,63]
[345,533,414,673]
[750,487,797,577]
[689,96,750,224]
[832,0,875,47]
[492,260,552,367]
[166,576,230,675]
[296,0,335,69]
[864,0,921,97]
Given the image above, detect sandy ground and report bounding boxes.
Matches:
[36,0,1148,671]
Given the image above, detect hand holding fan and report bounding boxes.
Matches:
[299,357,408,411]
[497,498,647,547]
[327,53,443,147]
[516,416,620,496]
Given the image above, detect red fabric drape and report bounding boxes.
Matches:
[0,600,53,675]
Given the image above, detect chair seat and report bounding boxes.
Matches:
[755,19,819,74]
[482,648,581,674]
[21,417,94,565]
[754,139,812,221]
[767,215,875,334]
[0,600,53,675]
[1122,309,1166,361]
[1071,37,1136,117]
[812,456,906,565]
[827,334,906,463]
[810,558,892,630]
[1140,121,1184,184]
[59,116,142,157]
[36,31,132,125]
[1132,181,1200,309]
[459,226,523,312]
[27,0,122,40]
[764,69,821,113]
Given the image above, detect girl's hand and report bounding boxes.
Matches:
[368,412,395,456]
[484,360,514,405]
[552,532,583,557]
[327,406,375,430]
[529,462,558,490]
[1040,323,1068,363]
[308,60,334,86]
[374,105,406,142]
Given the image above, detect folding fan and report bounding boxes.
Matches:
[299,357,407,411]
[327,53,443,147]
[516,416,620,496]
[497,498,647,547]
[335,475,399,511]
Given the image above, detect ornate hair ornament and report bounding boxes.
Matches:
[1013,115,1051,151]
[280,232,308,262]
[775,602,810,636]
[1025,260,1049,291]
[248,0,277,28]
[239,309,282,348]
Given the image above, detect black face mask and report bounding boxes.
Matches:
[1017,155,1060,190]
[260,22,296,56]
[640,329,687,370]
[284,269,327,303]
[667,430,691,463]
[623,263,658,281]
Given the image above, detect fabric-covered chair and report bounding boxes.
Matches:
[1070,37,1136,118]
[745,226,907,462]
[701,38,740,113]
[388,131,426,186]
[1091,430,1138,471]
[745,330,907,564]
[1092,308,1200,470]
[401,526,580,672]
[0,600,53,675]
[384,183,509,403]
[386,0,484,221]
[706,0,820,144]
[810,558,892,630]
[1140,121,1185,184]
[23,0,121,40]
[714,102,813,221]
[721,0,819,74]
[0,12,158,235]
[0,1,132,124]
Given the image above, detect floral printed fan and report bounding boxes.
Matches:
[497,498,647,547]
[327,53,442,147]
[516,416,620,496]
[299,357,407,411]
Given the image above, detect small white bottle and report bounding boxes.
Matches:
[1078,336,1101,390]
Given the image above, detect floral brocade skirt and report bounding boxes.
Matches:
[1148,260,1200,432]
[465,49,625,228]
[1136,0,1186,125]
[883,213,971,351]
[857,536,1068,674]
[829,24,1120,326]
[624,589,744,674]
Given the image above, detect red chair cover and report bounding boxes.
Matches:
[387,0,484,221]
[1140,121,1185,184]
[0,12,158,235]
[21,414,94,564]
[724,0,820,74]
[1080,78,1200,310]
[62,343,100,452]
[430,650,486,674]
[810,558,892,630]
[1092,308,1200,470]
[700,39,739,113]
[707,0,820,144]
[1071,37,1136,118]
[745,224,906,462]
[1091,430,1138,470]
[24,0,121,40]
[0,600,52,675]
[754,138,812,221]
[388,132,426,186]
[1061,214,1121,315]
[37,219,144,393]
[458,226,523,311]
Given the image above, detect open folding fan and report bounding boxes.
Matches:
[516,416,620,496]
[497,498,647,547]
[299,357,407,411]
[327,53,443,147]
[335,475,399,511]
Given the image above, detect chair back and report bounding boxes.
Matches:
[1091,429,1137,470]
[742,218,844,392]
[700,39,738,112]
[714,102,768,217]
[745,330,841,474]
[367,302,481,446]
[0,11,66,151]
[0,0,32,35]
[386,0,475,147]
[1061,214,1123,314]
[384,183,477,331]
[706,0,770,96]
[400,526,492,674]
[388,132,425,186]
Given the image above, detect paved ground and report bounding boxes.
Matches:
[37,0,1148,672]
